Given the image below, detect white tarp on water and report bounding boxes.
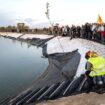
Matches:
[0,32,53,39]
[0,32,22,38]
[20,34,53,39]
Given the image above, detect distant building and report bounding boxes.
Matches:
[17,23,25,28]
[17,23,29,33]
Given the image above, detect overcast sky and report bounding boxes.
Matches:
[0,0,105,28]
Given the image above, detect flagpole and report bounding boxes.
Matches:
[45,2,64,53]
[45,2,53,34]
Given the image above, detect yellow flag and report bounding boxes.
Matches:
[97,14,103,25]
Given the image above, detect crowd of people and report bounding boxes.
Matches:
[51,23,105,44]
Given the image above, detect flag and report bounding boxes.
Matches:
[97,14,103,25]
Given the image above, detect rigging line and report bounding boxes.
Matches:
[56,36,64,53]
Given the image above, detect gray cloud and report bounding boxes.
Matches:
[32,22,50,28]
[0,11,19,26]
[0,9,63,28]
[24,18,38,23]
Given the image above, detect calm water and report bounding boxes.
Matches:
[0,37,48,97]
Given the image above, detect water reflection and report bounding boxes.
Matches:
[0,37,48,97]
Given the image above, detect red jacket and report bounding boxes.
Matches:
[102,31,105,38]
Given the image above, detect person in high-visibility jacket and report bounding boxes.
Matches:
[85,51,105,77]
[85,51,105,92]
